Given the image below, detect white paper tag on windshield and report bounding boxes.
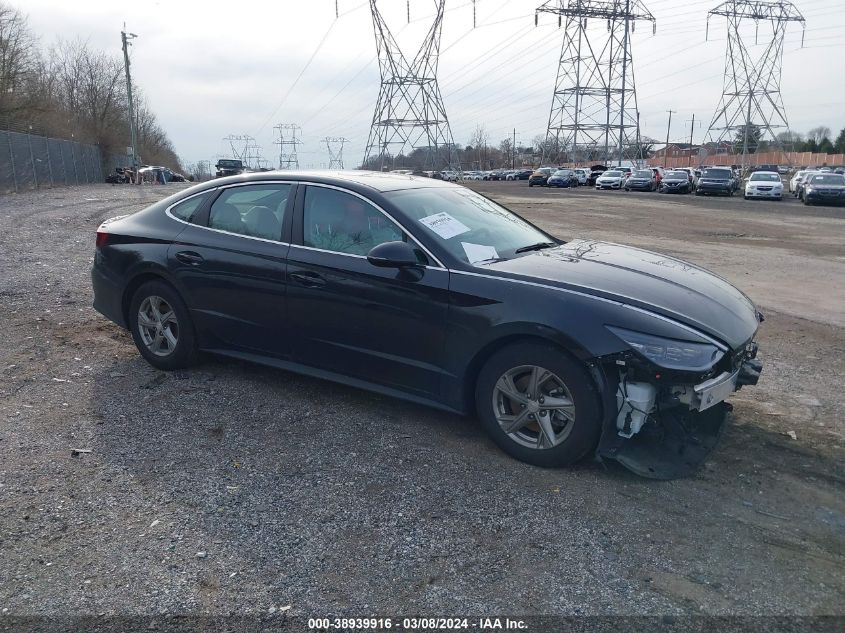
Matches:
[418,212,470,240]
[461,242,499,264]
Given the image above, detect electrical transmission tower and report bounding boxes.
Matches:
[324,137,348,169]
[703,1,805,169]
[363,0,459,172]
[222,134,256,167]
[274,124,303,170]
[536,1,656,166]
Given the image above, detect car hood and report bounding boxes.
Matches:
[483,240,759,349]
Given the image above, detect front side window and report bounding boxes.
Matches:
[303,186,405,256]
[170,191,212,222]
[208,184,291,241]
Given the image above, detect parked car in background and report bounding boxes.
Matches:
[671,167,699,190]
[696,167,736,196]
[573,168,588,185]
[789,170,806,193]
[777,165,790,175]
[547,169,579,188]
[650,167,665,186]
[660,170,694,194]
[588,165,608,186]
[795,171,820,200]
[513,169,533,181]
[803,173,845,206]
[624,169,658,192]
[215,159,245,178]
[595,170,626,190]
[91,170,763,478]
[529,168,554,187]
[744,171,783,200]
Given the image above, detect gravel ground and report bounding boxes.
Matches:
[0,182,843,626]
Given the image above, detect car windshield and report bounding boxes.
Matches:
[666,171,688,178]
[603,171,622,177]
[750,173,781,182]
[553,170,571,176]
[633,170,652,177]
[810,174,845,185]
[385,187,552,265]
[217,160,241,168]
[702,169,732,179]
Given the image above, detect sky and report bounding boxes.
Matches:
[19,0,845,168]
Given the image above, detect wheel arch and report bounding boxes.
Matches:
[121,267,183,327]
[460,327,598,416]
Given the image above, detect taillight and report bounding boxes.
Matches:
[96,231,110,248]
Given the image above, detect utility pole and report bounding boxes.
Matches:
[121,26,139,179]
[664,109,676,167]
[686,113,696,167]
[512,128,517,170]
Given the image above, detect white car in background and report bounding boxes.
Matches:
[595,170,626,190]
[573,168,588,185]
[789,170,806,193]
[744,171,783,200]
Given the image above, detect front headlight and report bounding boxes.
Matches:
[606,326,725,372]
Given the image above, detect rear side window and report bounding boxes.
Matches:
[208,184,292,241]
[170,192,211,222]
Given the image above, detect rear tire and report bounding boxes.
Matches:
[129,280,197,370]
[475,342,602,468]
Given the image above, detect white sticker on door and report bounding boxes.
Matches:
[461,242,499,264]
[418,212,470,240]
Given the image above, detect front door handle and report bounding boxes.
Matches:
[175,251,204,265]
[290,271,327,288]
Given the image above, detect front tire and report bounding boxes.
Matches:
[129,280,197,370]
[475,343,602,468]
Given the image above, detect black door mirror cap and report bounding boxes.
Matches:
[367,241,423,268]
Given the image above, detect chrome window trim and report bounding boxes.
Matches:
[299,181,445,269]
[450,269,728,351]
[288,243,443,272]
[164,182,293,246]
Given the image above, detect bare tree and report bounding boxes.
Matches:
[0,2,36,120]
[807,126,832,144]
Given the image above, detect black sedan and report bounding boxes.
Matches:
[624,169,657,192]
[660,170,694,194]
[92,171,763,479]
[803,173,845,206]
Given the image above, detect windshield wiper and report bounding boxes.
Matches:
[514,241,557,254]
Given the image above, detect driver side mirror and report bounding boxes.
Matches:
[367,241,424,268]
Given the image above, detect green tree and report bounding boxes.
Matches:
[818,137,835,154]
[734,123,761,154]
[834,128,845,154]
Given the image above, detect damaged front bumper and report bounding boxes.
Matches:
[594,342,762,479]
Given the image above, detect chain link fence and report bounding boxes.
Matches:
[0,129,122,194]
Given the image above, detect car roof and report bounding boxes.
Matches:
[199,169,462,193]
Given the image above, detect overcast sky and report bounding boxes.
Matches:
[21,0,845,167]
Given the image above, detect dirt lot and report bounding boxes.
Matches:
[0,181,843,626]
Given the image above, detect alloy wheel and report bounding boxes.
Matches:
[137,295,179,357]
[492,365,576,450]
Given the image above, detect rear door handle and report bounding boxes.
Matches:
[175,251,204,265]
[290,271,327,288]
